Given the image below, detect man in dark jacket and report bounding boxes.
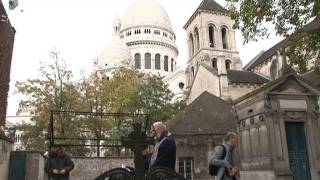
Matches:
[44,145,74,180]
[149,122,176,170]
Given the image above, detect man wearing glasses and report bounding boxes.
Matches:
[149,122,176,171]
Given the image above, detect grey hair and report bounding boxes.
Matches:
[153,122,166,130]
[224,132,237,142]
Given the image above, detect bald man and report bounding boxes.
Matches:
[149,122,176,170]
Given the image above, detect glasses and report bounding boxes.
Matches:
[150,125,159,136]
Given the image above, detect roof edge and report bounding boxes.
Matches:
[233,72,320,104]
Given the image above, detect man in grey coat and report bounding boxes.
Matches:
[209,132,238,180]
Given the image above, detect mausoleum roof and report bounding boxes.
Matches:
[167,91,236,136]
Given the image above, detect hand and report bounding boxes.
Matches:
[142,148,149,156]
[227,167,238,177]
[52,169,59,174]
[59,169,66,174]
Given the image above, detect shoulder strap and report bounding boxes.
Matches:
[220,145,227,160]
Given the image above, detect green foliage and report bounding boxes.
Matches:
[101,67,142,113]
[15,51,90,155]
[228,0,320,72]
[128,75,182,124]
[15,51,180,156]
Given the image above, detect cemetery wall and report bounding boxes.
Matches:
[70,157,134,180]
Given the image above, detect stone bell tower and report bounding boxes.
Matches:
[184,0,242,100]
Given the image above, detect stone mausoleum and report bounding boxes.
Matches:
[233,72,320,180]
[168,0,320,180]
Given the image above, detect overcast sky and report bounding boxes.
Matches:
[3,0,283,116]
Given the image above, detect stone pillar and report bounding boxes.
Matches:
[229,29,237,51]
[217,55,229,99]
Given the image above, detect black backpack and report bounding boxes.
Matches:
[209,145,227,176]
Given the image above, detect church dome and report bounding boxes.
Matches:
[121,0,172,30]
[97,36,132,69]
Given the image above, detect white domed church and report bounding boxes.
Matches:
[93,0,186,101]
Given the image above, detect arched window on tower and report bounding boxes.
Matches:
[155,54,161,70]
[221,27,228,49]
[135,53,141,69]
[208,25,215,47]
[171,58,174,72]
[194,27,200,51]
[212,58,217,70]
[189,33,194,56]
[164,56,169,72]
[225,59,231,70]
[145,53,151,69]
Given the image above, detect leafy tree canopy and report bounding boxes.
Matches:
[15,51,182,156]
[227,0,320,73]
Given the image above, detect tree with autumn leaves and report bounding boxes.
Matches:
[15,51,182,156]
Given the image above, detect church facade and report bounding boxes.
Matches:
[183,0,270,104]
[91,0,320,179]
[92,0,186,101]
[169,0,320,180]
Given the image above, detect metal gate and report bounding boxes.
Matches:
[94,166,186,180]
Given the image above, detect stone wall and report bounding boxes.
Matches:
[8,151,47,180]
[0,1,15,127]
[70,157,134,180]
[8,151,133,180]
[0,137,13,180]
[228,83,263,101]
[25,152,46,180]
[175,135,223,180]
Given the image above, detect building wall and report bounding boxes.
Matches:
[0,2,15,127]
[185,12,241,70]
[121,16,178,77]
[234,79,320,180]
[0,138,13,180]
[6,110,34,150]
[164,70,186,102]
[128,42,178,76]
[8,151,134,180]
[175,135,223,180]
[251,52,284,80]
[187,66,219,104]
[184,10,242,103]
[228,83,263,101]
